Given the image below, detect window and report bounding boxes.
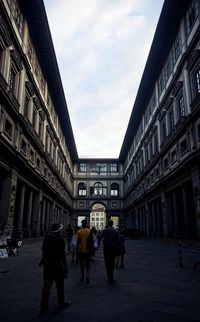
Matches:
[29,148,35,164]
[24,91,31,119]
[153,130,158,153]
[171,149,177,164]
[197,123,200,141]
[160,118,167,144]
[79,163,87,172]
[180,139,188,155]
[8,50,22,97]
[45,130,50,153]
[0,18,12,73]
[194,67,200,95]
[12,0,24,35]
[186,0,198,35]
[145,146,149,164]
[32,106,37,131]
[110,163,118,172]
[36,156,41,170]
[163,158,169,171]
[166,57,172,80]
[8,63,18,94]
[176,95,185,120]
[94,182,103,195]
[173,34,181,64]
[4,117,13,140]
[97,163,107,173]
[78,182,86,196]
[20,137,27,155]
[111,183,119,196]
[158,70,165,95]
[169,109,175,133]
[38,116,43,141]
[155,167,159,178]
[149,139,153,158]
[0,46,4,73]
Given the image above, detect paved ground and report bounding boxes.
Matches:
[0,238,200,322]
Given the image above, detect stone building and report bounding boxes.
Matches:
[119,0,200,240]
[0,0,78,237]
[0,0,200,240]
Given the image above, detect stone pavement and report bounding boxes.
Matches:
[0,238,200,322]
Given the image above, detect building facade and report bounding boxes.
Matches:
[0,0,200,240]
[119,0,200,240]
[73,159,124,226]
[0,0,77,237]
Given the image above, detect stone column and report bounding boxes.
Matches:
[40,197,46,236]
[26,190,33,237]
[0,173,12,225]
[0,170,18,228]
[49,201,55,227]
[152,202,156,238]
[16,185,25,238]
[172,190,179,238]
[182,185,189,239]
[160,191,168,237]
[45,201,50,233]
[145,201,149,237]
[191,168,200,239]
[31,191,42,237]
[156,199,162,237]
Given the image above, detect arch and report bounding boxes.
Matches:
[91,202,106,212]
[93,182,103,196]
[78,182,86,196]
[111,182,119,196]
[90,202,107,230]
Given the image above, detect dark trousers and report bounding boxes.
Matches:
[78,252,91,278]
[103,248,116,281]
[40,275,64,311]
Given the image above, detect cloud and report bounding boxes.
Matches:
[44,0,164,158]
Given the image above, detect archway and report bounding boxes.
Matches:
[90,203,106,231]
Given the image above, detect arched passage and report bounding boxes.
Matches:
[90,203,106,231]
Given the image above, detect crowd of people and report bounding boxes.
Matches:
[38,219,126,316]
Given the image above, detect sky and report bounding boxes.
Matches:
[43,0,164,158]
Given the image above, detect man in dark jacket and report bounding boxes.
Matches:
[101,219,120,283]
[39,223,71,315]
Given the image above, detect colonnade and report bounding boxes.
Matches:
[0,168,71,238]
[125,178,199,240]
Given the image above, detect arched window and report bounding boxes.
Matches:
[111,182,119,196]
[94,182,103,196]
[78,182,86,196]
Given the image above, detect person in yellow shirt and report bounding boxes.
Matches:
[76,219,93,284]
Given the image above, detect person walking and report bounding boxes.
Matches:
[76,219,93,284]
[116,228,126,268]
[39,223,71,316]
[70,226,79,265]
[101,219,120,283]
[66,223,73,253]
[91,226,98,262]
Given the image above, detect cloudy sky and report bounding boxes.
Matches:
[43,0,164,158]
